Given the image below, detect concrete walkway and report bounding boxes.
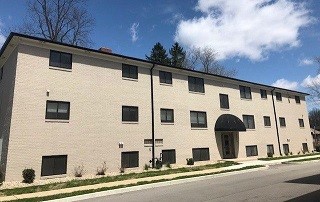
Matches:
[1,154,320,201]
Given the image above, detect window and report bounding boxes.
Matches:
[246,145,258,157]
[162,149,176,164]
[263,116,271,127]
[190,111,207,128]
[122,64,138,79]
[219,94,229,109]
[298,119,304,128]
[260,89,267,99]
[239,85,252,99]
[41,155,67,176]
[188,76,204,93]
[160,108,174,123]
[295,96,301,104]
[192,148,210,161]
[46,101,70,120]
[121,151,139,168]
[122,106,138,122]
[49,50,72,69]
[267,145,274,155]
[243,115,255,129]
[283,144,289,155]
[0,67,3,81]
[302,143,308,153]
[279,117,286,127]
[159,71,172,84]
[276,92,282,101]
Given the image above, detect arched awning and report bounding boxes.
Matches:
[215,114,246,132]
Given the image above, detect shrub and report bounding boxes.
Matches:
[155,159,162,169]
[96,162,107,176]
[144,164,149,171]
[119,167,125,173]
[289,152,293,155]
[74,165,85,177]
[186,158,194,165]
[165,162,171,168]
[267,152,273,158]
[297,151,301,155]
[22,168,35,183]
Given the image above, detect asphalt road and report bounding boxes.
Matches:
[80,162,320,202]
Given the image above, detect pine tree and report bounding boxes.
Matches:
[146,42,170,65]
[169,42,186,67]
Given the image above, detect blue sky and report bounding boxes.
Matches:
[0,0,319,108]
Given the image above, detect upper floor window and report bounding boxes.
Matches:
[276,92,282,101]
[298,119,304,128]
[260,89,267,99]
[159,71,172,84]
[295,96,301,104]
[219,94,229,109]
[239,85,251,99]
[279,117,286,127]
[122,106,138,122]
[160,108,174,123]
[190,111,207,128]
[49,50,72,69]
[46,101,70,120]
[263,116,271,127]
[243,115,255,129]
[122,64,138,79]
[188,76,204,93]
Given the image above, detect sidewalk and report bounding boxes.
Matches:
[1,154,320,201]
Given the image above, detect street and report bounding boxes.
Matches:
[79,161,320,202]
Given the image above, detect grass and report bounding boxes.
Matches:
[258,152,320,161]
[287,156,320,163]
[7,165,263,202]
[0,161,239,196]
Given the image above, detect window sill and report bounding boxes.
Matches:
[240,98,252,101]
[261,98,268,100]
[160,83,173,87]
[45,120,69,123]
[280,126,286,128]
[49,67,72,72]
[300,127,305,129]
[161,122,174,125]
[264,126,272,128]
[246,129,256,131]
[189,91,205,95]
[122,77,138,82]
[191,127,208,130]
[276,100,282,102]
[220,108,230,111]
[122,121,139,124]
[40,174,67,179]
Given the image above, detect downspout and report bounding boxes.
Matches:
[271,88,282,156]
[150,64,156,168]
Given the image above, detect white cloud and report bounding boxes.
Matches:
[299,58,314,66]
[130,22,139,43]
[272,78,298,90]
[175,0,313,61]
[301,74,320,87]
[167,13,184,24]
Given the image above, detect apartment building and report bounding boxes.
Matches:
[0,33,312,181]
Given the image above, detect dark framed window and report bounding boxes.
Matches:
[160,108,174,123]
[298,119,304,127]
[122,64,138,79]
[49,50,72,69]
[283,144,289,155]
[243,115,255,129]
[192,148,210,161]
[41,155,67,176]
[0,67,3,81]
[122,106,138,122]
[260,89,267,99]
[267,145,274,155]
[188,76,204,93]
[295,96,301,104]
[302,143,308,153]
[159,71,172,84]
[246,145,258,157]
[46,101,70,120]
[162,149,176,164]
[190,111,207,128]
[276,92,282,101]
[279,117,286,127]
[219,94,229,109]
[239,85,252,99]
[263,116,271,127]
[121,151,139,168]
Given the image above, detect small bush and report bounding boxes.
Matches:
[96,162,107,176]
[22,168,35,183]
[155,159,162,169]
[144,164,149,171]
[74,165,85,177]
[165,162,171,168]
[297,151,301,155]
[289,152,293,155]
[267,152,273,158]
[119,167,125,173]
[186,158,194,165]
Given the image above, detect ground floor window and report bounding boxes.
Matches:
[192,148,210,161]
[161,149,176,164]
[283,144,290,155]
[267,144,274,155]
[246,145,258,157]
[302,143,308,153]
[41,155,67,176]
[121,151,139,168]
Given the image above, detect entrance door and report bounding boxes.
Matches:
[221,133,235,159]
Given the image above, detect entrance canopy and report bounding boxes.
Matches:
[215,114,246,132]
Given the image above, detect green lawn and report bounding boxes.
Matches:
[258,152,320,161]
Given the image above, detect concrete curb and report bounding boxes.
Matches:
[48,166,267,202]
[281,159,320,165]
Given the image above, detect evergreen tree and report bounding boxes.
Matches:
[146,42,170,65]
[169,42,186,67]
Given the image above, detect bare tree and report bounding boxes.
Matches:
[20,0,94,46]
[304,57,320,104]
[309,108,320,130]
